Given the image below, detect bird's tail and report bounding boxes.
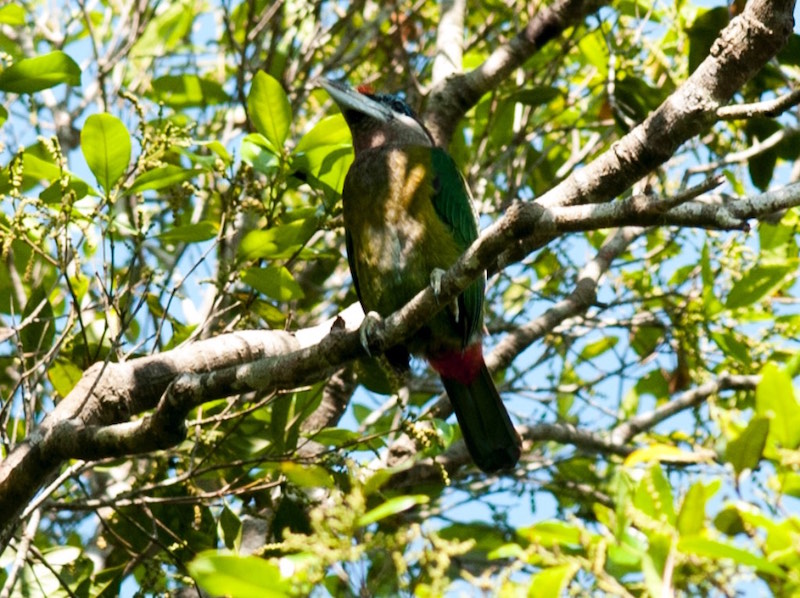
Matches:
[440,363,521,472]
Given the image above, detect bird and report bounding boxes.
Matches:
[320,79,521,472]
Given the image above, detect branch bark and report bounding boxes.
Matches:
[425,0,607,144]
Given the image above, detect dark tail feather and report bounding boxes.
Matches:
[440,363,521,472]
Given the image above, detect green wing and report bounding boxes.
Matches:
[345,229,364,306]
[429,147,484,347]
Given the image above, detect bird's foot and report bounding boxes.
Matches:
[430,268,446,300]
[430,267,459,323]
[359,311,384,357]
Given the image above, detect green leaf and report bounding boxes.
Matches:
[632,463,676,526]
[688,7,729,74]
[0,51,81,93]
[578,29,608,74]
[129,165,201,193]
[714,505,746,536]
[81,114,131,194]
[158,221,219,244]
[20,287,54,359]
[218,504,242,551]
[625,443,704,467]
[725,264,792,309]
[0,4,25,25]
[678,536,785,578]
[40,177,93,204]
[519,521,582,548]
[47,358,83,399]
[270,394,292,452]
[130,1,194,59]
[307,427,361,447]
[725,416,770,475]
[507,86,561,108]
[357,495,429,526]
[241,133,280,175]
[755,363,800,450]
[578,336,618,360]
[294,115,352,154]
[527,563,579,596]
[239,218,319,260]
[248,71,291,151]
[292,145,353,196]
[280,463,335,489]
[150,74,230,108]
[710,330,750,365]
[242,266,304,302]
[189,552,291,598]
[677,481,714,536]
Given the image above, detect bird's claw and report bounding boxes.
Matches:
[359,311,384,357]
[430,267,460,323]
[430,268,446,301]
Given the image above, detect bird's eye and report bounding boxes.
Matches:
[390,99,413,117]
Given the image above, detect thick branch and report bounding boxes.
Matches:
[536,0,795,210]
[431,0,466,87]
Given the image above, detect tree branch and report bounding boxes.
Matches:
[610,373,759,445]
[432,0,466,87]
[717,87,800,119]
[425,0,607,144]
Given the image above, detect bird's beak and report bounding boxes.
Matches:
[319,79,393,123]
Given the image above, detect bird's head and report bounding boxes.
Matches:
[320,79,434,154]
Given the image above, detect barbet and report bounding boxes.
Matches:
[321,80,521,472]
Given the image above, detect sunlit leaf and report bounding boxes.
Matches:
[280,463,335,489]
[0,4,25,25]
[294,114,352,154]
[725,416,770,475]
[150,74,230,107]
[189,552,291,598]
[158,221,219,244]
[81,114,131,194]
[725,264,792,310]
[239,218,319,260]
[527,563,579,596]
[519,521,583,548]
[678,536,785,577]
[0,51,80,93]
[755,363,800,450]
[357,495,429,526]
[129,165,202,192]
[248,71,292,151]
[242,266,304,302]
[625,444,706,466]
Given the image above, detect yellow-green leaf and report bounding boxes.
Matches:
[248,71,291,151]
[0,51,81,93]
[81,114,131,194]
[358,495,429,526]
[189,552,291,598]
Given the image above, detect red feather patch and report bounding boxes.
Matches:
[356,83,375,95]
[428,343,484,386]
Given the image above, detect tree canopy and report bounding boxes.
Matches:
[1,0,800,595]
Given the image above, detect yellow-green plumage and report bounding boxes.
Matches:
[343,146,478,356]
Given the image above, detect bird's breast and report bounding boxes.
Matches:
[342,147,460,315]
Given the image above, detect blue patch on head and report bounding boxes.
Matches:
[371,92,416,118]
